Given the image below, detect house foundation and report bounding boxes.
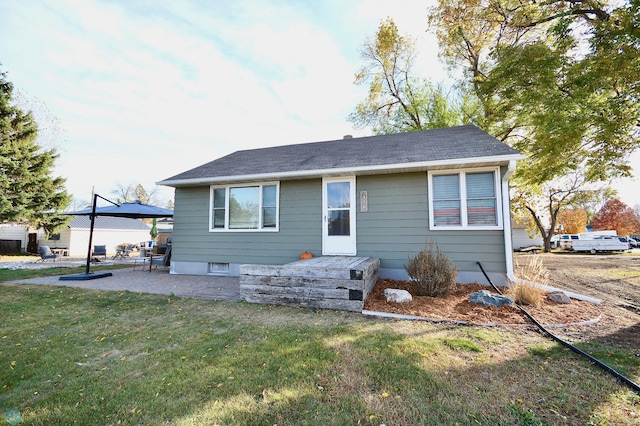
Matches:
[239,256,380,311]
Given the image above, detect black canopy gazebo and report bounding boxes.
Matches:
[59,194,173,281]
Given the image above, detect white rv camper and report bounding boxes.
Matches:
[572,235,630,253]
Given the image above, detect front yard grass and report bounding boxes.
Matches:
[1,283,638,425]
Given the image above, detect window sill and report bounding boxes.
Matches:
[429,225,503,231]
[209,228,279,233]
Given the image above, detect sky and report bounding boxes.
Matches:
[1,0,638,209]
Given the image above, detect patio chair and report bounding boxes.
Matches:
[123,244,135,256]
[112,244,134,260]
[37,246,60,262]
[92,245,107,260]
[150,244,172,271]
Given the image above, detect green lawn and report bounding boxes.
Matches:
[1,279,638,425]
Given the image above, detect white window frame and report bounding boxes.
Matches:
[428,167,503,230]
[209,182,280,232]
[208,262,229,276]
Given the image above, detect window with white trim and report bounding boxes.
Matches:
[210,182,279,231]
[428,168,501,229]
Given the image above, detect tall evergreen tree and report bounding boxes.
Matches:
[0,69,70,235]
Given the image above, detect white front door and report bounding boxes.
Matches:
[322,177,357,255]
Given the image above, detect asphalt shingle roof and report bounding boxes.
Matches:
[68,216,151,230]
[161,125,521,185]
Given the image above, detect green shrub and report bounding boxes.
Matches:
[405,240,458,297]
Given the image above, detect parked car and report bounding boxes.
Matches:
[625,236,639,248]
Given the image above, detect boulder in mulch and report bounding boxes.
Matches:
[384,288,413,303]
[548,291,572,304]
[469,290,513,308]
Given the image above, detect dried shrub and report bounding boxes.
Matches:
[509,282,544,308]
[513,255,549,285]
[405,241,458,297]
[509,256,548,307]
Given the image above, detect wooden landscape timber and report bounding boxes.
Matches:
[239,256,380,311]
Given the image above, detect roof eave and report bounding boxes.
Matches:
[157,154,525,187]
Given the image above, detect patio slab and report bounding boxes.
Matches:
[5,267,240,302]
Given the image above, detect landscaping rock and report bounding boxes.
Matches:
[469,290,513,307]
[548,291,571,304]
[384,289,413,303]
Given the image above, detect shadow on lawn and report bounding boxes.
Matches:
[1,286,636,425]
[166,326,636,426]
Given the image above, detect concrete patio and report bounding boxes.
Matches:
[5,266,240,302]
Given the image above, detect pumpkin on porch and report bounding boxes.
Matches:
[300,251,313,260]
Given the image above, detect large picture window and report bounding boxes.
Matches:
[428,168,501,229]
[210,183,279,231]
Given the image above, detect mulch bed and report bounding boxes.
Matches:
[364,279,603,326]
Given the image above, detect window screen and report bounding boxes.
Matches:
[466,172,496,225]
[432,174,461,226]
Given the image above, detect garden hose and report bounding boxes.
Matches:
[476,261,640,395]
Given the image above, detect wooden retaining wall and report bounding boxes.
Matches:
[239,256,380,311]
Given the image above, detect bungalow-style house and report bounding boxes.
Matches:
[158,125,524,285]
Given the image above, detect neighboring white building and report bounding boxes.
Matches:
[39,216,152,257]
[0,223,44,253]
[2,217,154,256]
[511,217,543,249]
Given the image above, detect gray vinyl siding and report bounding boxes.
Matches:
[172,171,507,275]
[172,180,321,265]
[356,172,507,274]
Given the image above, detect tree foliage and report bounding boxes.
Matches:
[510,169,604,250]
[429,0,640,244]
[12,89,64,151]
[349,18,475,134]
[429,0,640,183]
[569,186,618,222]
[0,69,70,235]
[591,199,640,236]
[558,209,588,234]
[111,183,159,205]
